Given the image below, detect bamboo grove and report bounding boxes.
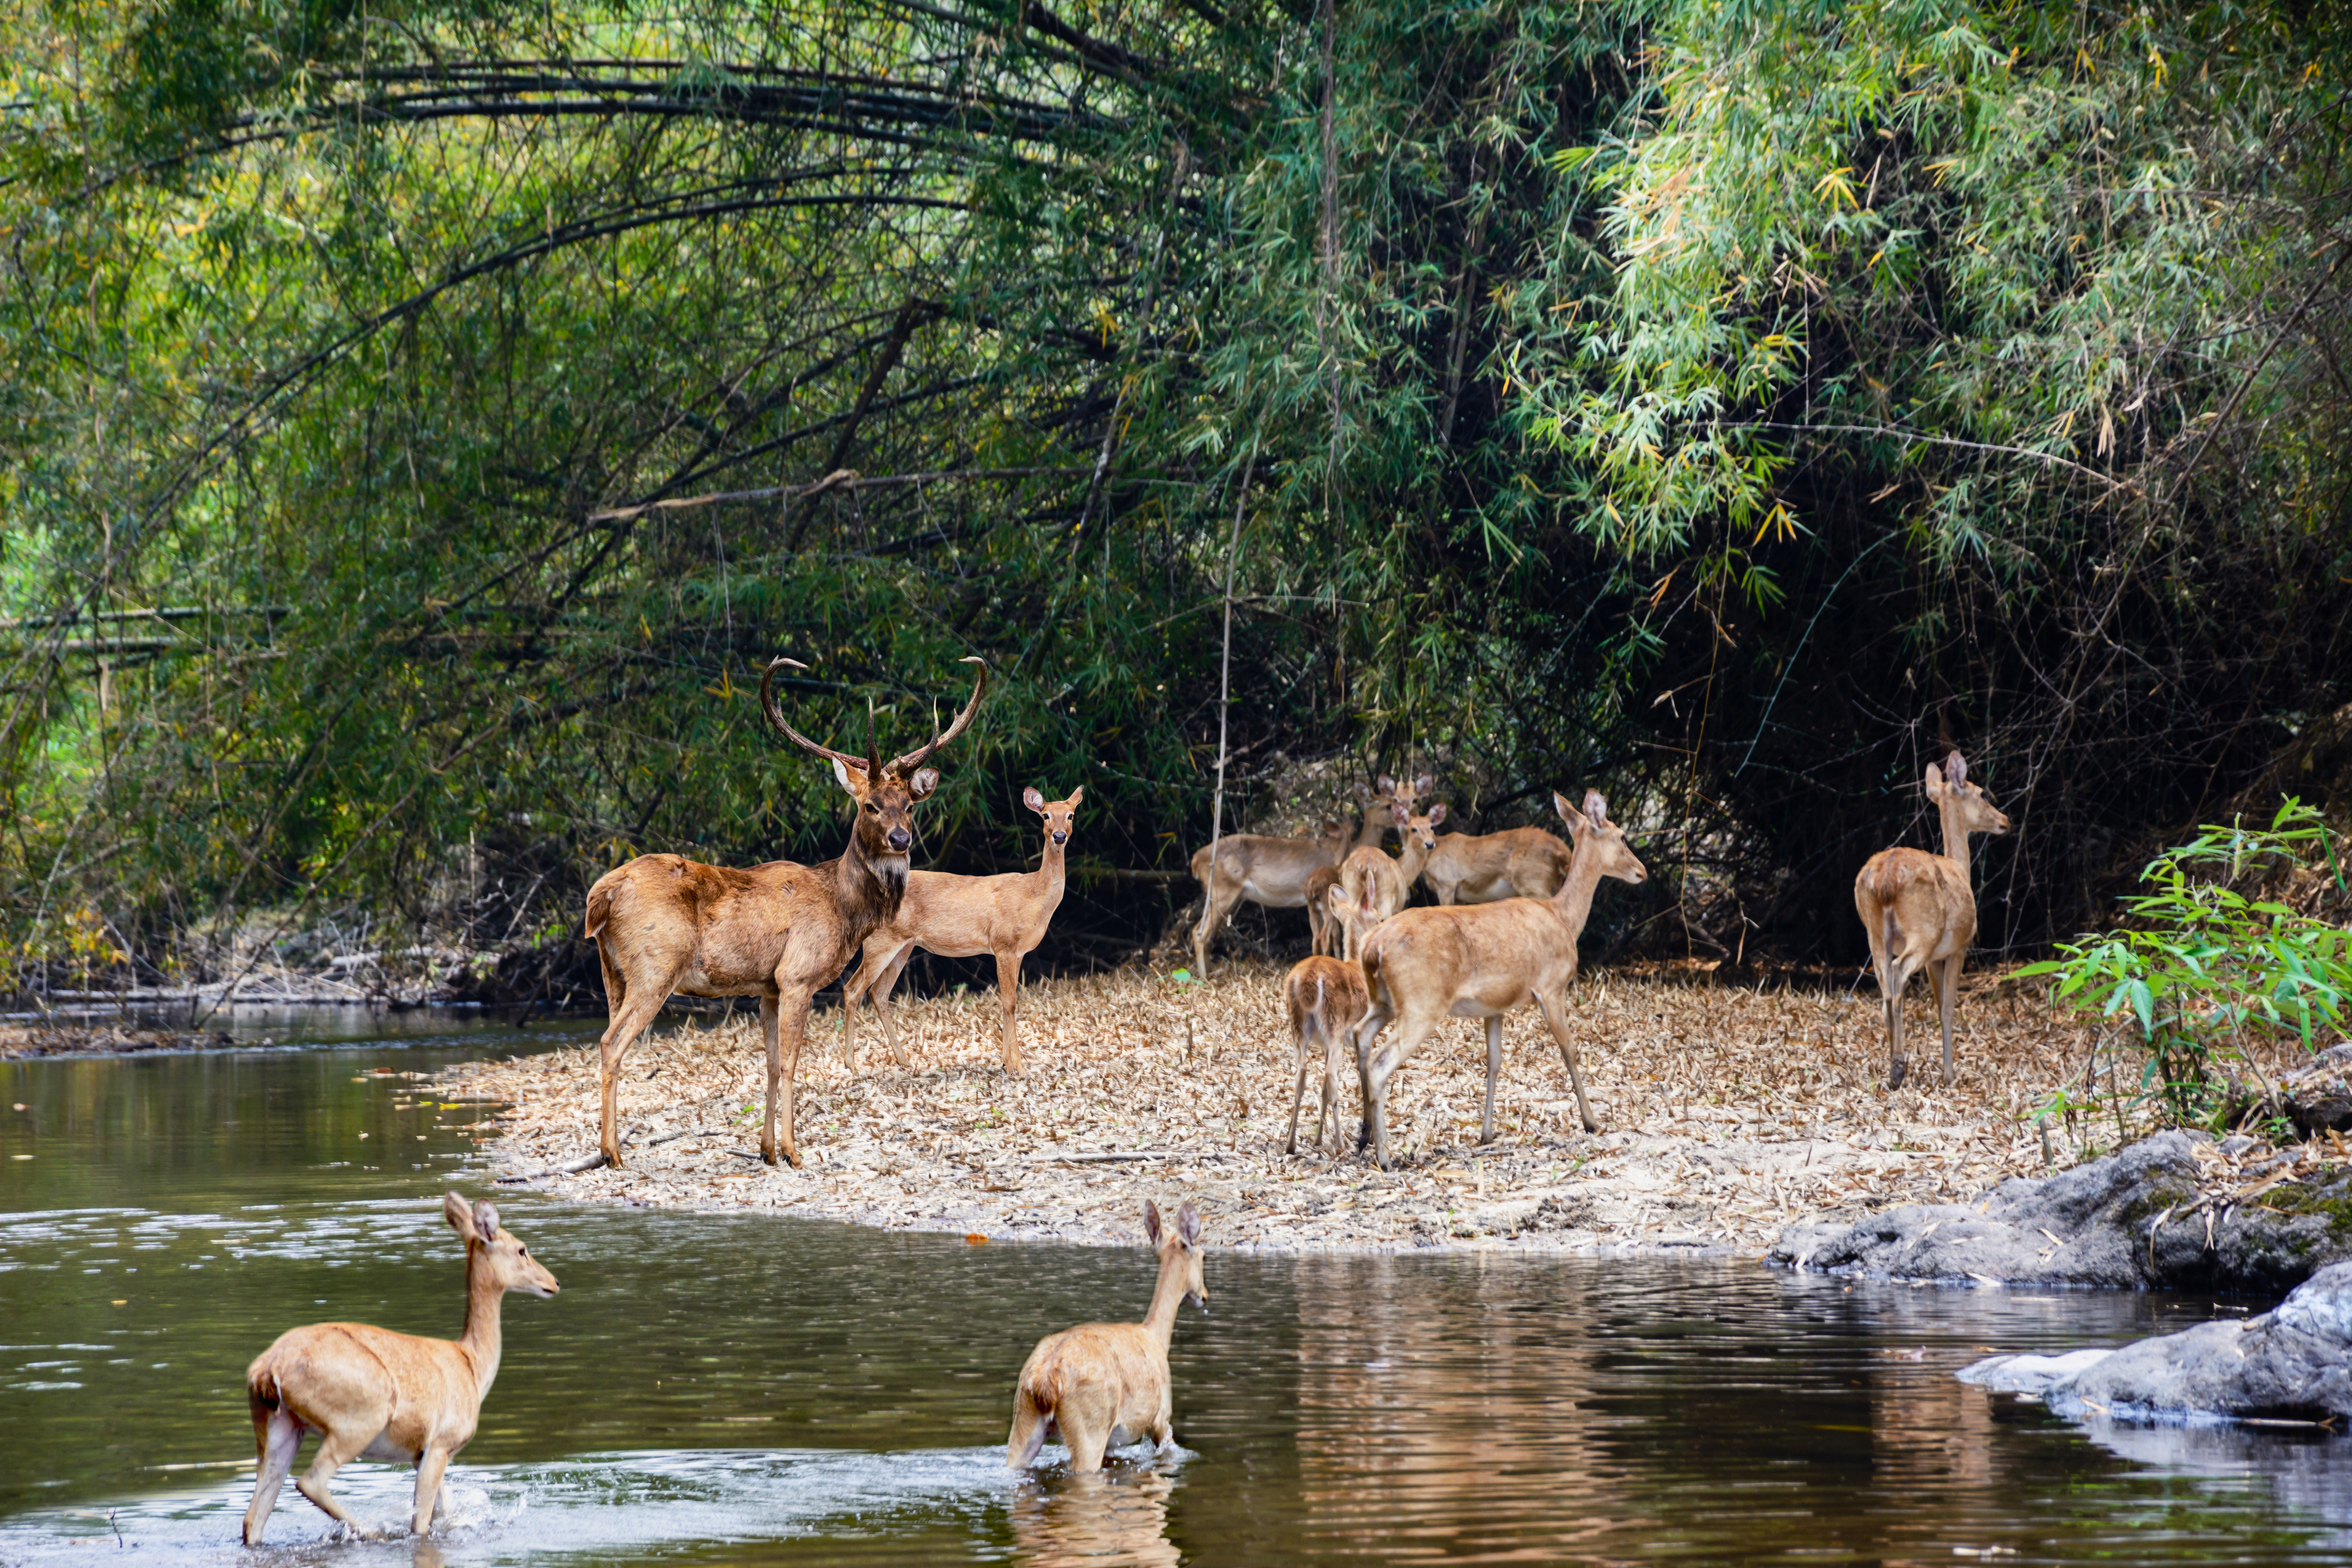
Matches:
[2,0,2348,989]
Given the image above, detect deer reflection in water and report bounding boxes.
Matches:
[1008,1466,1181,1568]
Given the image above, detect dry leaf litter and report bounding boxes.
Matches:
[431,963,2179,1255]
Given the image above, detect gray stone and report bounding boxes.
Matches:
[1769,1131,2352,1293]
[1963,1262,2352,1426]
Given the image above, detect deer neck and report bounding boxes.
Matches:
[1349,809,1388,854]
[836,828,906,940]
[1395,831,1434,885]
[1038,830,1067,903]
[1141,1250,1187,1349]
[458,1251,505,1398]
[1936,796,1976,884]
[1547,844,1606,940]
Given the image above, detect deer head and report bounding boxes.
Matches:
[1555,789,1648,886]
[1023,785,1083,848]
[443,1192,558,1298]
[1144,1199,1208,1314]
[760,657,989,886]
[1926,751,2011,838]
[1399,801,1447,855]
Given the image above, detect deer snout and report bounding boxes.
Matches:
[1052,830,1068,845]
[887,827,912,852]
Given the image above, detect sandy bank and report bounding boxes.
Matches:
[431,962,2124,1254]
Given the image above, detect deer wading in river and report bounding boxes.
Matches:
[1853,749,2012,1089]
[583,656,987,1167]
[841,785,1082,1075]
[1351,791,1647,1169]
[242,1194,558,1544]
[1007,1200,1207,1473]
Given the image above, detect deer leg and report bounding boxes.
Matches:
[1362,1013,1440,1170]
[292,1423,374,1538]
[1350,1004,1393,1153]
[1320,1018,1348,1152]
[596,984,670,1169]
[868,943,916,1071]
[1286,1032,1309,1155]
[996,949,1025,1075]
[764,988,812,1169]
[1535,991,1600,1135]
[243,1404,304,1545]
[410,1446,450,1536]
[1062,1407,1111,1474]
[1192,880,1238,977]
[1937,953,1964,1085]
[1885,953,1919,1091]
[1479,1015,1505,1144]
[759,992,783,1166]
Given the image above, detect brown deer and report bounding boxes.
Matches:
[1189,776,1423,975]
[841,785,1082,1075]
[1334,800,1447,959]
[242,1194,558,1544]
[1284,939,1370,1155]
[1422,825,1573,905]
[1303,823,1346,957]
[582,657,987,1168]
[1351,791,1647,1169]
[1007,1200,1208,1474]
[1854,749,2012,1089]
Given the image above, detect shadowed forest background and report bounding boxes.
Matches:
[3,0,2348,1003]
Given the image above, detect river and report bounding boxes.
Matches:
[4,1015,2351,1564]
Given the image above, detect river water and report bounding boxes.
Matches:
[5,1017,2352,1566]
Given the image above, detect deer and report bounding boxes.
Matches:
[242,1194,558,1545]
[581,656,987,1168]
[1421,824,1574,906]
[1351,790,1647,1170]
[1007,1200,1208,1474]
[1284,933,1370,1155]
[1334,799,1447,959]
[1854,749,2013,1090]
[1189,775,1425,975]
[840,785,1082,1076]
[1303,824,1346,957]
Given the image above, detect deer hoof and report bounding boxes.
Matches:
[1888,1062,1908,1091]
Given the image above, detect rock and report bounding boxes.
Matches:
[1962,1262,2352,1426]
[1769,1131,2352,1293]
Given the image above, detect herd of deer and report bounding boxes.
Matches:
[237,656,2014,1540]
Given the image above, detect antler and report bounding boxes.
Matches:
[760,658,871,770]
[884,657,989,776]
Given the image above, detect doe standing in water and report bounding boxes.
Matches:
[1854,749,2012,1089]
[242,1194,558,1544]
[1007,1200,1208,1473]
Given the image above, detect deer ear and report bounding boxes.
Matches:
[1177,1201,1201,1247]
[831,757,869,796]
[444,1191,479,1242]
[1023,786,1046,813]
[1553,791,1584,831]
[906,767,940,800]
[1582,789,1609,826]
[1377,775,1396,795]
[1144,1200,1164,1245]
[1352,780,1371,802]
[1327,882,1350,913]
[1924,762,1945,794]
[1945,751,1969,788]
[1415,774,1433,796]
[1068,785,1083,808]
[1425,802,1447,826]
[473,1200,501,1241]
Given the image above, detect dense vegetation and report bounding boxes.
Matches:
[4,0,2348,993]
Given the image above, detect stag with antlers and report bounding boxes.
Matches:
[581,657,987,1169]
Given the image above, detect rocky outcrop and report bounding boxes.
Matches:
[1770,1130,2352,1295]
[1962,1262,2352,1425]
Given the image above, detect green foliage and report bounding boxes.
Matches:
[2020,800,2352,1125]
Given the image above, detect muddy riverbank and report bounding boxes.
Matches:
[433,962,2146,1254]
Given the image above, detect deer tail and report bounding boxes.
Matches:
[1359,942,1385,1012]
[584,875,615,941]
